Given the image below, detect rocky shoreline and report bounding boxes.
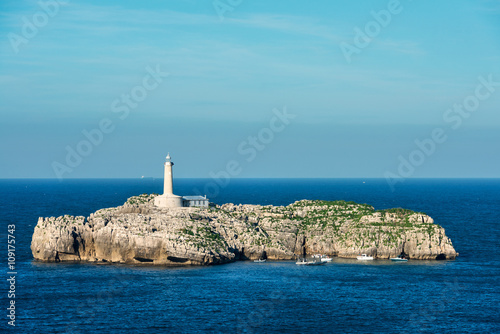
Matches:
[31,194,458,265]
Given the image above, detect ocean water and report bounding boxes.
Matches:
[1,178,499,333]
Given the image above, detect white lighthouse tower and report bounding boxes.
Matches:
[163,153,174,195]
[154,153,183,208]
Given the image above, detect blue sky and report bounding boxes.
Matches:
[1,0,499,179]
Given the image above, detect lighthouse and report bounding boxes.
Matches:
[163,153,174,195]
[154,153,183,208]
[153,153,210,208]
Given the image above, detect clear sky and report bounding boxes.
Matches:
[1,0,499,179]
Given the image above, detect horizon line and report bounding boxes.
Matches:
[1,177,500,180]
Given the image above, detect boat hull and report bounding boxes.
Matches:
[296,261,325,266]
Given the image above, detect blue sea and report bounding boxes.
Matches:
[1,178,499,333]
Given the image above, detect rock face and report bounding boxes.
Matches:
[31,195,458,265]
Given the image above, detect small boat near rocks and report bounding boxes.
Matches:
[312,254,333,262]
[296,258,326,266]
[356,254,374,261]
[254,259,267,263]
[390,255,408,262]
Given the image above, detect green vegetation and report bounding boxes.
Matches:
[181,227,194,236]
[272,200,441,249]
[177,223,229,253]
[126,194,155,205]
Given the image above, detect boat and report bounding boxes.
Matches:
[295,258,326,266]
[296,259,309,265]
[390,255,408,262]
[310,254,332,262]
[254,259,267,263]
[356,254,374,261]
[308,261,326,266]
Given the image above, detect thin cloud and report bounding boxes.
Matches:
[229,13,343,42]
[373,39,426,56]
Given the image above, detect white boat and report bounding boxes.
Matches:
[356,254,374,261]
[390,255,408,262]
[311,254,332,262]
[254,259,266,263]
[296,258,325,266]
[308,261,326,266]
[296,259,309,265]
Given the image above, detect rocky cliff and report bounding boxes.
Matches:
[31,195,458,265]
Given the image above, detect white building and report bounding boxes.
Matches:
[154,154,209,208]
[182,195,209,207]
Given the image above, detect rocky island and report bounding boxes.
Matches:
[31,194,458,265]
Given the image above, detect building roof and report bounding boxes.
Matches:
[182,196,208,201]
